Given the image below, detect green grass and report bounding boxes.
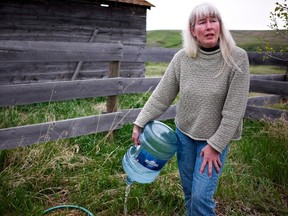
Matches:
[249,65,287,74]
[146,30,288,52]
[230,30,288,52]
[217,119,288,215]
[146,30,182,48]
[0,97,107,128]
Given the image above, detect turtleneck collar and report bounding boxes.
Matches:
[199,44,220,52]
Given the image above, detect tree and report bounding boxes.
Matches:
[269,0,288,32]
[258,0,288,61]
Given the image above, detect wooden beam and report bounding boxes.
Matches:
[250,74,286,81]
[0,77,160,107]
[0,106,176,150]
[248,52,288,66]
[249,79,288,95]
[3,77,288,107]
[245,105,288,121]
[0,112,124,150]
[0,40,123,62]
[247,95,283,107]
[1,41,287,66]
[1,102,287,150]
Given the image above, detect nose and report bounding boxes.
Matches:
[206,21,212,29]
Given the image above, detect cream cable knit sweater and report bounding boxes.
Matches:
[134,47,250,153]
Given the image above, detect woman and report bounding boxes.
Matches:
[132,3,250,216]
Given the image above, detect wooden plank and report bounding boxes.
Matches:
[4,76,288,107]
[0,79,122,106]
[0,106,176,150]
[122,47,288,65]
[0,41,123,62]
[123,46,180,62]
[0,112,124,150]
[249,79,288,95]
[245,105,288,121]
[1,102,287,150]
[0,77,160,106]
[250,74,286,81]
[248,52,288,66]
[0,56,145,85]
[2,76,287,107]
[247,96,283,107]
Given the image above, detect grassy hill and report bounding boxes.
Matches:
[147,30,287,51]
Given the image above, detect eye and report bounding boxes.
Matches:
[198,20,206,25]
[210,18,218,23]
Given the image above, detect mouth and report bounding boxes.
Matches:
[205,33,214,38]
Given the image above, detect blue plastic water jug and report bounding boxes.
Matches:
[122,121,178,184]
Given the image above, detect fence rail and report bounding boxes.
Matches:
[0,41,287,150]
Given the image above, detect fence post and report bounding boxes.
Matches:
[107,61,121,112]
[285,65,288,81]
[106,59,121,140]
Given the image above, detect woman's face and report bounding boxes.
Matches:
[191,16,220,48]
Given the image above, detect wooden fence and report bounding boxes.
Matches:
[0,41,287,150]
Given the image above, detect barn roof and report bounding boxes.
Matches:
[105,0,154,8]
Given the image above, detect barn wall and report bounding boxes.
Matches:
[0,0,147,84]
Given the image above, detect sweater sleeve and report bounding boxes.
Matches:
[207,51,250,153]
[134,54,180,128]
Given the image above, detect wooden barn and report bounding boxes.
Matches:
[0,0,154,85]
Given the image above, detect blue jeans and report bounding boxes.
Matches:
[176,128,229,216]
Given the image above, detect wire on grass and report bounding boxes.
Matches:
[43,205,94,216]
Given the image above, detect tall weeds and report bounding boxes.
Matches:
[217,118,288,215]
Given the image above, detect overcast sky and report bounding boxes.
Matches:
[146,0,279,31]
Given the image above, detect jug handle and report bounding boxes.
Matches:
[131,144,143,159]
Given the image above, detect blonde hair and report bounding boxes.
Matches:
[182,3,240,74]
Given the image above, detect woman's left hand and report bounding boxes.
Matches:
[199,144,222,177]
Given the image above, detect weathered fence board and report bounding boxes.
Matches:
[248,52,288,66]
[123,46,180,62]
[250,74,286,81]
[0,106,176,150]
[0,41,123,62]
[249,79,288,95]
[3,41,287,66]
[1,103,287,150]
[2,77,288,107]
[247,95,283,107]
[0,112,124,150]
[245,105,288,121]
[0,61,146,85]
[0,78,160,106]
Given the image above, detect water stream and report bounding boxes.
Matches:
[124,183,132,216]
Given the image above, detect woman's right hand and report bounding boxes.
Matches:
[131,124,142,145]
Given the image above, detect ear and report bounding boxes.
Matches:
[190,26,196,38]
